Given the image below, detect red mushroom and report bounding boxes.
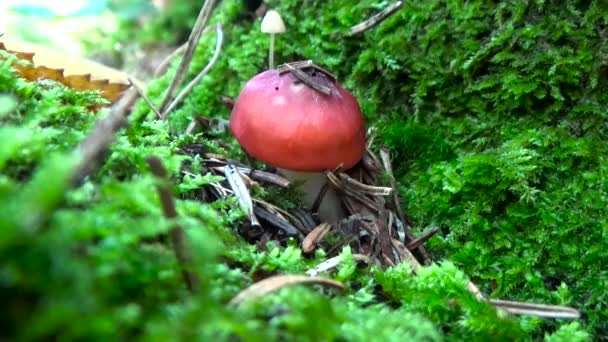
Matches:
[229,68,366,222]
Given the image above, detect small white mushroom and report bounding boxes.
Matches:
[261,10,286,69]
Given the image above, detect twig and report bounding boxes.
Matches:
[146,156,200,293]
[154,42,187,78]
[164,24,224,117]
[70,89,138,187]
[406,227,439,250]
[284,62,332,95]
[158,0,217,114]
[153,26,212,79]
[349,1,404,35]
[489,299,580,319]
[253,206,303,239]
[128,78,162,119]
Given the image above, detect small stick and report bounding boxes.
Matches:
[146,156,200,293]
[406,227,439,250]
[284,63,332,95]
[153,25,217,79]
[158,0,217,114]
[164,24,224,117]
[154,43,187,78]
[349,1,404,35]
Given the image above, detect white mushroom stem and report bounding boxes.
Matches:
[269,33,276,69]
[278,169,345,224]
[260,10,286,70]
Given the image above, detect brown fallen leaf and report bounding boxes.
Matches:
[0,40,134,105]
[228,275,344,306]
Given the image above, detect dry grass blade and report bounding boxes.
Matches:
[229,275,344,306]
[302,223,332,253]
[164,24,224,117]
[306,254,371,277]
[224,164,260,227]
[490,299,581,319]
[158,0,217,114]
[277,60,313,73]
[337,172,393,196]
[349,1,404,35]
[326,172,379,211]
[284,63,332,95]
[210,165,289,187]
[154,42,187,78]
[277,60,337,81]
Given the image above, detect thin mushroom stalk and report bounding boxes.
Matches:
[269,33,275,69]
[261,10,286,70]
[278,169,345,223]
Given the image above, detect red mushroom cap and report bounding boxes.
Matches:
[229,69,366,172]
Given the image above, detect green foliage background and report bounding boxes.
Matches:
[1,0,606,340]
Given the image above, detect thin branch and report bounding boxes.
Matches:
[349,1,404,35]
[146,156,200,293]
[164,24,224,118]
[158,0,217,114]
[154,43,187,78]
[406,227,439,250]
[70,89,138,187]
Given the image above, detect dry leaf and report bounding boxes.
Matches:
[0,40,134,105]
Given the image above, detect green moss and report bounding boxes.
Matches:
[1,0,603,340]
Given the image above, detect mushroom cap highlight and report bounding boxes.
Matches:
[260,10,286,33]
[229,69,366,172]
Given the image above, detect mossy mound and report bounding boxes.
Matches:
[0,0,604,340]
